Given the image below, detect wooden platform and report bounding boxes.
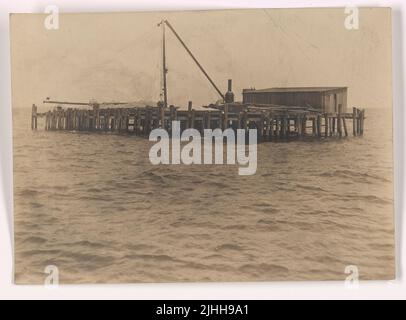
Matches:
[30,103,365,141]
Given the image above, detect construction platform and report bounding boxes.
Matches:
[30,102,365,141]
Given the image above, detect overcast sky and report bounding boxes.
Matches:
[10,8,392,110]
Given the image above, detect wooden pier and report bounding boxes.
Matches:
[29,21,366,142]
[31,103,365,142]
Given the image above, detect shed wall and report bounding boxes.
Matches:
[242,88,348,113]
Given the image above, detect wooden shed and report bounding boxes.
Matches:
[242,87,348,113]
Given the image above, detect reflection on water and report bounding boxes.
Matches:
[13,108,395,283]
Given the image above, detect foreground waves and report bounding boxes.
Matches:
[12,108,395,283]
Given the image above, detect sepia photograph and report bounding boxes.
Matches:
[10,8,395,285]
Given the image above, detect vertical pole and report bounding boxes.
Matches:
[353,107,357,136]
[188,101,193,128]
[243,110,248,133]
[31,104,37,130]
[357,109,361,136]
[162,21,168,109]
[60,110,64,130]
[144,108,149,135]
[282,116,287,139]
[115,110,119,132]
[317,115,322,138]
[78,110,82,131]
[297,115,303,139]
[223,104,229,129]
[136,108,141,134]
[329,117,333,136]
[69,109,73,130]
[275,116,280,139]
[302,115,307,136]
[202,111,206,131]
[337,105,342,138]
[160,106,165,129]
[265,114,271,141]
[312,118,316,136]
[169,105,175,134]
[50,111,54,130]
[343,117,348,137]
[174,107,178,128]
[258,112,265,142]
[191,109,195,129]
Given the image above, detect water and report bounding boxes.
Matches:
[13,108,395,284]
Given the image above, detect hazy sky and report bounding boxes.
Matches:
[10,8,392,110]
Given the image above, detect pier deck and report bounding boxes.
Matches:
[31,103,365,141]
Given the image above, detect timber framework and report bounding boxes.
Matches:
[30,19,365,141]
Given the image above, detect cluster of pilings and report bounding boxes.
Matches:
[31,103,365,141]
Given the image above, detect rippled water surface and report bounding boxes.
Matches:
[13,108,395,283]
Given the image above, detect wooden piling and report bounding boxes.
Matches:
[317,115,322,138]
[135,109,141,134]
[188,101,193,128]
[243,110,248,132]
[237,112,242,130]
[36,103,365,143]
[337,109,342,138]
[265,114,271,141]
[357,109,361,136]
[295,116,300,139]
[342,117,348,137]
[313,116,317,137]
[360,109,365,136]
[31,104,38,130]
[275,117,280,139]
[258,113,265,142]
[191,109,196,129]
[280,116,286,139]
[223,104,229,130]
[160,106,165,129]
[302,116,307,136]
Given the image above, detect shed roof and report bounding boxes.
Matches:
[243,87,347,94]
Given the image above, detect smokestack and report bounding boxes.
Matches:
[225,79,234,103]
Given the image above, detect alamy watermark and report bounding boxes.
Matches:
[44,5,59,30]
[44,265,59,288]
[149,121,258,176]
[344,7,359,30]
[345,265,360,289]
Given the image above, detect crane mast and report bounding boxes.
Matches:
[159,19,226,104]
[158,20,169,108]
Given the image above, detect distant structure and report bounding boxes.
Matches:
[242,87,348,113]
